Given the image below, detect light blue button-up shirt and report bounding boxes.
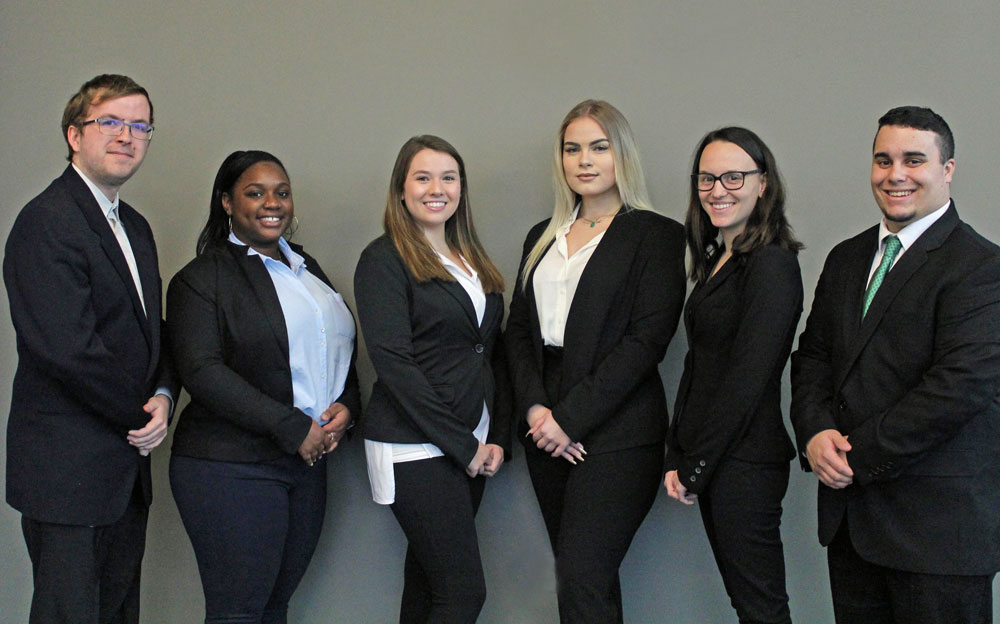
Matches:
[230,233,354,422]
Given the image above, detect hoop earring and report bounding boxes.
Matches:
[285,215,300,239]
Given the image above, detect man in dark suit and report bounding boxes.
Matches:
[791,106,1000,623]
[4,74,175,623]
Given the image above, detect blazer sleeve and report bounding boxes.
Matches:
[504,222,550,421]
[353,242,480,466]
[3,211,150,430]
[488,324,514,457]
[673,248,803,493]
[790,248,849,471]
[846,253,1000,485]
[553,218,687,442]
[166,261,312,455]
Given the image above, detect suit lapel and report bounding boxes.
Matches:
[836,205,959,389]
[229,243,291,363]
[435,279,480,330]
[563,207,637,357]
[64,168,153,347]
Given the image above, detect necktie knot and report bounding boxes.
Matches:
[862,235,901,318]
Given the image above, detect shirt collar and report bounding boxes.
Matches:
[556,205,581,236]
[228,231,304,273]
[72,163,119,219]
[877,200,951,251]
[435,250,478,281]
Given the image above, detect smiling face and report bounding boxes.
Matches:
[66,93,151,200]
[871,125,954,232]
[698,140,765,246]
[223,161,293,258]
[562,116,619,207]
[402,149,461,236]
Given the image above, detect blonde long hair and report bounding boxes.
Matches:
[383,135,504,293]
[519,100,653,291]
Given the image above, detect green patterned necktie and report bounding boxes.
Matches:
[862,235,902,318]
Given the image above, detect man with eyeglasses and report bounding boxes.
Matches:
[4,74,176,624]
[791,106,1000,623]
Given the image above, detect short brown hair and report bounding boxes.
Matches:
[61,74,153,161]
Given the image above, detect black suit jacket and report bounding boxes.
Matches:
[666,244,802,494]
[354,235,510,467]
[4,165,175,526]
[791,203,1000,575]
[166,241,361,462]
[505,208,686,453]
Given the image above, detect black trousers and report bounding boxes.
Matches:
[21,479,147,624]
[827,517,995,624]
[698,457,791,624]
[524,441,662,624]
[390,456,487,624]
[170,453,327,624]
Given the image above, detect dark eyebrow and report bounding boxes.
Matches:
[589,138,610,146]
[410,169,459,176]
[903,151,927,158]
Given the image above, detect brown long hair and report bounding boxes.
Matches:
[686,127,802,283]
[383,135,504,293]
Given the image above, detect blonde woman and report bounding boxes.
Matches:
[505,100,686,623]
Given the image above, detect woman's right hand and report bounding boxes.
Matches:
[466,442,491,478]
[664,469,697,505]
[297,421,327,466]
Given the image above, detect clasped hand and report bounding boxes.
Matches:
[298,402,351,466]
[806,429,853,489]
[526,405,586,465]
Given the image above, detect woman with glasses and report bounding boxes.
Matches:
[505,100,686,623]
[354,135,509,624]
[664,127,803,624]
[167,150,360,623]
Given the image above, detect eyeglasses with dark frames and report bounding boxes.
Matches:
[79,118,154,141]
[693,169,762,191]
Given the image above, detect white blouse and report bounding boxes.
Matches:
[364,252,490,504]
[533,207,606,347]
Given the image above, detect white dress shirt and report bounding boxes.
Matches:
[533,207,606,346]
[365,252,490,505]
[231,232,355,423]
[867,201,951,286]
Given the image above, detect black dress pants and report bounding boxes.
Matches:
[390,456,487,624]
[21,479,147,624]
[827,517,994,624]
[698,457,791,624]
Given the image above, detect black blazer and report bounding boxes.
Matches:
[791,203,1000,575]
[505,208,686,453]
[666,244,801,494]
[4,166,175,526]
[166,241,361,463]
[354,235,510,467]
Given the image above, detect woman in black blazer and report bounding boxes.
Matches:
[353,135,510,624]
[505,100,686,623]
[664,127,803,624]
[167,151,361,623]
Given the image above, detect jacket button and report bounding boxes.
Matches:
[694,467,702,474]
[839,401,848,411]
[474,344,484,354]
[689,475,696,483]
[699,460,706,467]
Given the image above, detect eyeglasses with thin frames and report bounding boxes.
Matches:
[694,169,762,191]
[79,118,154,141]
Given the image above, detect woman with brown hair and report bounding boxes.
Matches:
[354,135,510,624]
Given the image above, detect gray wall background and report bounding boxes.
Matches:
[2,1,998,622]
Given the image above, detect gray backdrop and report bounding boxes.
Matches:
[2,1,998,622]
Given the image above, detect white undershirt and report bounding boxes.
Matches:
[364,252,490,504]
[533,207,605,346]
